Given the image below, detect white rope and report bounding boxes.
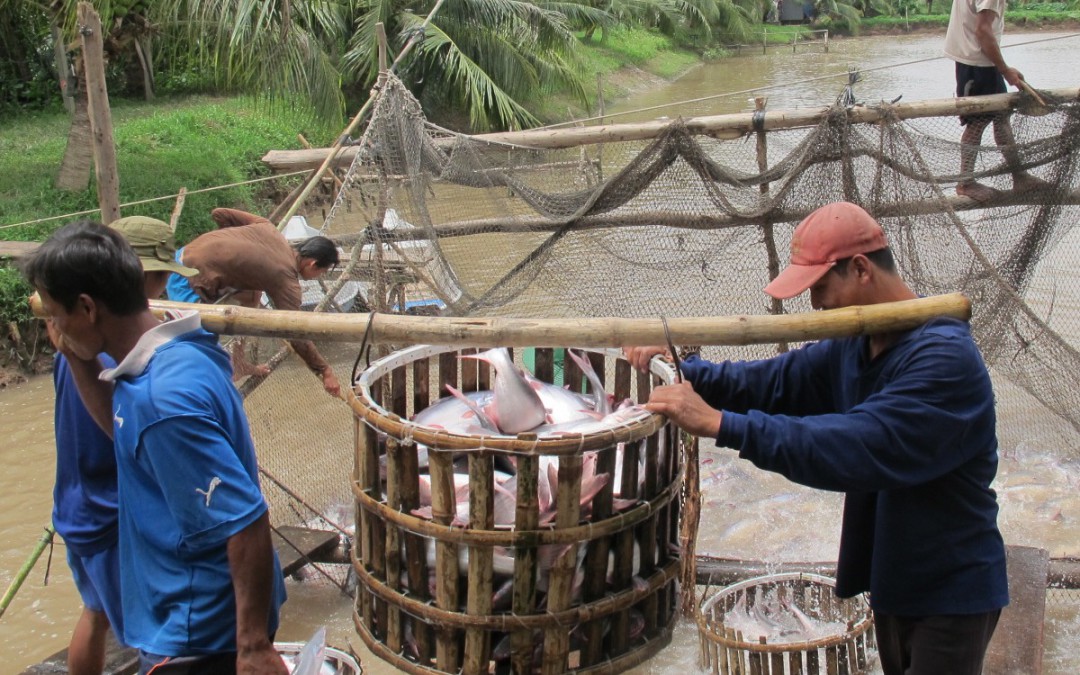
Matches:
[0,170,309,231]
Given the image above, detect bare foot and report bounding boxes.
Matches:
[1013,174,1051,193]
[957,182,1003,202]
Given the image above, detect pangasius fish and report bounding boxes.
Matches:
[460,348,546,433]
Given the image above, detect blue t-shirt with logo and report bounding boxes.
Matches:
[108,321,285,656]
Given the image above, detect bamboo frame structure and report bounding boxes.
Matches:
[351,345,683,674]
[25,292,972,349]
[261,87,1080,170]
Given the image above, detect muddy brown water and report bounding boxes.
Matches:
[4,30,1080,673]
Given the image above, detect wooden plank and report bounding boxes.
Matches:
[21,628,137,674]
[0,241,39,260]
[273,525,340,577]
[984,545,1050,675]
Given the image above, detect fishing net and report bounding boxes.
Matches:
[241,72,1080,660]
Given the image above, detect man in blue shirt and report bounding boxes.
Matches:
[626,202,1008,675]
[26,221,287,675]
[49,216,196,675]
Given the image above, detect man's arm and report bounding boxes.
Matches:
[211,208,271,229]
[227,511,288,675]
[267,279,342,397]
[975,9,1023,86]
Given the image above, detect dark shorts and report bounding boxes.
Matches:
[956,62,1007,126]
[874,609,1001,675]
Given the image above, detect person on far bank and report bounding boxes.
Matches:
[166,207,342,396]
[944,0,1047,201]
[625,202,1008,675]
[46,216,197,675]
[26,221,288,675]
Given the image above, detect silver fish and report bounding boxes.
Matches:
[460,348,546,434]
[567,348,612,415]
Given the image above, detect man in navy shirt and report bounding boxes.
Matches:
[27,221,287,675]
[48,216,196,675]
[626,202,1008,674]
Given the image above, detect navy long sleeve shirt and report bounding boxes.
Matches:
[685,317,1008,615]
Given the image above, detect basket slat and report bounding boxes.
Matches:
[430,449,460,671]
[541,454,584,675]
[463,455,495,674]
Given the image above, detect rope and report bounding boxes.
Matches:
[0,170,310,232]
[535,32,1080,130]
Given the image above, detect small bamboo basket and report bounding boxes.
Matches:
[347,345,684,674]
[697,573,875,675]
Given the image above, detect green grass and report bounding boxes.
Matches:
[0,96,335,246]
[528,26,700,120]
[859,6,1079,31]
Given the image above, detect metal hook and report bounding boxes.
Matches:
[660,315,683,384]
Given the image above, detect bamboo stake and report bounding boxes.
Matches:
[77,3,120,225]
[29,293,972,348]
[0,526,56,620]
[261,87,1080,167]
[169,187,187,232]
[754,95,788,354]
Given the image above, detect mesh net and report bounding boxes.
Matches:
[242,73,1080,601]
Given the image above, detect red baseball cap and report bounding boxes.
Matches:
[763,202,888,300]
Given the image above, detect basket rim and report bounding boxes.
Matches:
[350,345,678,453]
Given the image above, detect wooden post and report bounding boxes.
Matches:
[596,73,605,182]
[76,1,120,224]
[77,2,121,225]
[169,187,187,232]
[824,29,829,53]
[763,31,768,55]
[376,22,388,74]
[755,96,789,353]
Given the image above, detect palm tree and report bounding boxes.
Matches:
[47,0,160,190]
[154,0,349,123]
[343,0,609,131]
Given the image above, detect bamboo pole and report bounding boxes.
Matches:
[77,3,120,225]
[169,187,187,232]
[261,87,1080,168]
[0,526,56,620]
[27,293,970,348]
[319,190,1080,243]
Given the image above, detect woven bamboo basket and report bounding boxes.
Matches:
[697,573,875,675]
[347,345,684,674]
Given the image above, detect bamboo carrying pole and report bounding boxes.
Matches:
[0,526,56,620]
[77,3,120,225]
[261,87,1080,169]
[28,293,971,349]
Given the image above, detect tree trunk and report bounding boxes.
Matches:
[55,69,94,192]
[52,23,76,115]
[134,37,154,102]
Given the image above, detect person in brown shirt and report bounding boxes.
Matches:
[166,208,341,396]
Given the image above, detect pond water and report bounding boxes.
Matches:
[3,28,1080,674]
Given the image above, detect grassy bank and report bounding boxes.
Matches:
[530,26,702,121]
[853,4,1080,33]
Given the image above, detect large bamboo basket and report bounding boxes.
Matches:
[697,573,875,675]
[348,345,684,674]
